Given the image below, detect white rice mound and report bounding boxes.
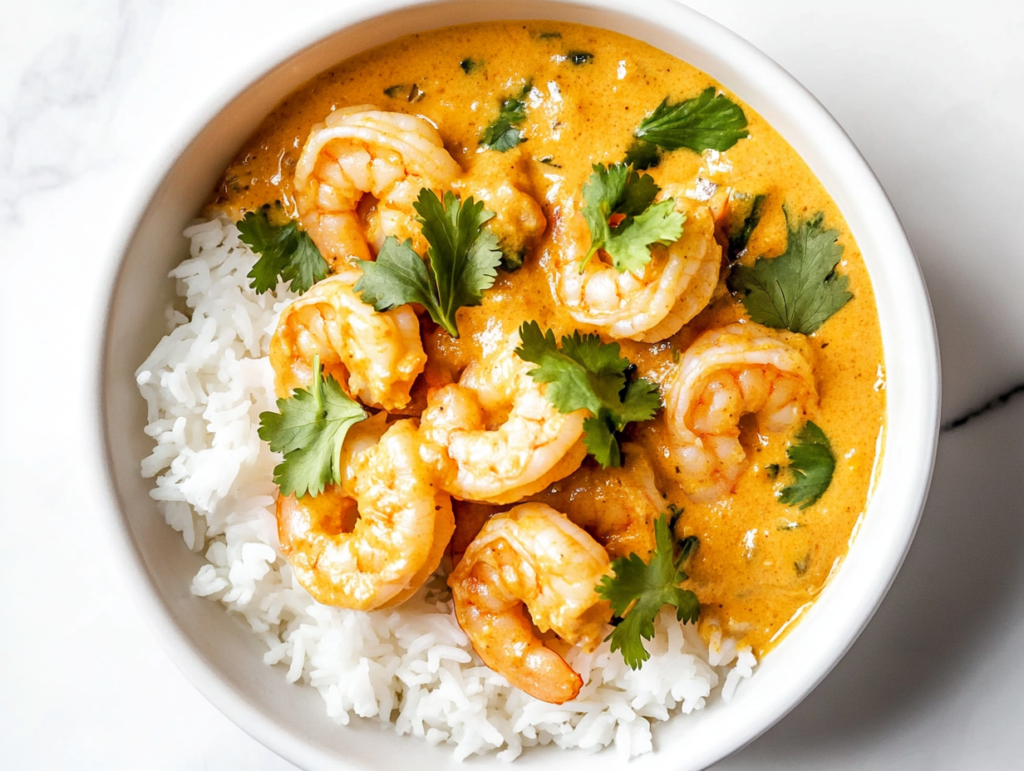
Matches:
[135,216,757,761]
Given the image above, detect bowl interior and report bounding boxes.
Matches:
[100,1,939,769]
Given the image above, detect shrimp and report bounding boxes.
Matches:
[419,331,586,504]
[546,192,721,342]
[276,418,455,610]
[448,503,611,704]
[269,270,426,410]
[662,322,818,501]
[529,443,662,560]
[453,148,547,269]
[294,106,463,266]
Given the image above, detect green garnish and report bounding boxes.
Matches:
[237,207,329,295]
[383,84,425,102]
[354,189,501,338]
[633,87,749,154]
[622,139,662,171]
[597,513,700,669]
[537,31,562,40]
[728,210,853,334]
[568,51,593,65]
[514,321,661,468]
[460,58,482,74]
[480,81,532,152]
[726,193,767,261]
[580,163,685,273]
[766,463,780,480]
[777,422,836,509]
[258,355,367,499]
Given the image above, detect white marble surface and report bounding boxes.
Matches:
[1,0,1022,768]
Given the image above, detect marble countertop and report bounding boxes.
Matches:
[1,0,1022,768]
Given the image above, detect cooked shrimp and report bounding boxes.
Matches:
[663,322,818,501]
[546,192,721,342]
[529,443,662,559]
[419,331,586,504]
[277,419,455,610]
[453,148,547,268]
[269,270,426,410]
[294,106,462,266]
[448,503,611,704]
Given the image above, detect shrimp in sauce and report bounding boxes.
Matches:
[661,322,818,502]
[448,503,611,704]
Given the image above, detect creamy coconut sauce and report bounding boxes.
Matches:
[209,21,885,655]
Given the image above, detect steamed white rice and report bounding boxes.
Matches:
[135,216,756,760]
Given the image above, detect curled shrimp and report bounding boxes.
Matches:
[419,332,586,504]
[294,106,463,266]
[546,192,721,342]
[663,322,818,501]
[269,270,426,410]
[448,503,611,704]
[276,418,455,610]
[454,148,547,268]
[529,443,662,560]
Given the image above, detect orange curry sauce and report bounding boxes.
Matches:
[208,21,885,655]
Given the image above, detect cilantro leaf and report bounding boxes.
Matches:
[622,139,662,171]
[728,209,853,334]
[514,321,661,468]
[480,81,532,152]
[778,421,836,509]
[258,355,367,498]
[597,513,700,669]
[634,87,749,154]
[237,207,330,295]
[354,189,502,337]
[726,193,767,262]
[580,163,685,273]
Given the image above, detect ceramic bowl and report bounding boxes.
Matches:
[99,1,940,768]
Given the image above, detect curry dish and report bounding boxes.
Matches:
[207,21,885,702]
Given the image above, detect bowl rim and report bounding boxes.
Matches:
[96,0,941,768]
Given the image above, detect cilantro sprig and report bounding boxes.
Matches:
[258,355,367,499]
[626,87,750,166]
[514,321,661,468]
[237,207,330,295]
[777,421,836,509]
[354,189,502,338]
[580,163,685,274]
[480,81,532,152]
[728,209,853,334]
[597,513,700,669]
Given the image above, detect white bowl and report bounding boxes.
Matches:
[99,0,940,768]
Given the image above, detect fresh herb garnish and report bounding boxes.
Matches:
[633,87,749,154]
[538,155,561,167]
[777,422,836,509]
[383,84,425,102]
[460,58,482,74]
[514,321,661,468]
[766,463,781,480]
[622,139,662,171]
[258,354,367,499]
[480,81,532,152]
[237,207,330,295]
[354,189,501,338]
[596,513,700,669]
[537,31,562,40]
[580,163,685,273]
[568,50,593,65]
[728,209,853,334]
[726,193,767,261]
